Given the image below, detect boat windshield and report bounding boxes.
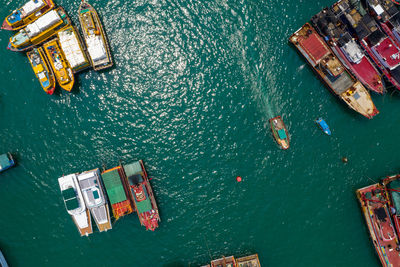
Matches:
[62,188,80,211]
[11,31,29,46]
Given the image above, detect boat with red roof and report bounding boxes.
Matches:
[311,6,385,94]
[122,160,160,231]
[338,0,400,91]
[289,23,378,118]
[357,182,400,267]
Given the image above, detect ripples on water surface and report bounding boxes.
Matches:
[0,0,398,266]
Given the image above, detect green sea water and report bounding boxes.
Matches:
[0,0,398,266]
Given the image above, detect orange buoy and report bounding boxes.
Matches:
[236,176,242,182]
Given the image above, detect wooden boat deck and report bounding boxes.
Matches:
[211,256,236,267]
[236,254,261,267]
[72,210,93,236]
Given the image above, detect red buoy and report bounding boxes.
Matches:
[236,176,242,182]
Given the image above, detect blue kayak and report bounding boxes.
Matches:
[315,118,331,135]
[0,153,15,173]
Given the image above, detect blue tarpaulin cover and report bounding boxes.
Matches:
[0,153,13,170]
[318,119,329,130]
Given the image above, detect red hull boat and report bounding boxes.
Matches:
[312,6,385,94]
[357,183,400,267]
[338,1,400,91]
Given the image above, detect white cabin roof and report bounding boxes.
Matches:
[26,10,60,38]
[22,0,45,16]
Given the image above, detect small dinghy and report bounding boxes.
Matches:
[315,118,331,135]
[269,116,290,150]
[0,153,15,173]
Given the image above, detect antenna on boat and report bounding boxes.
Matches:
[366,176,379,184]
[202,234,212,261]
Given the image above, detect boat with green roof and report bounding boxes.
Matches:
[383,174,400,236]
[0,153,15,173]
[101,165,133,220]
[123,160,160,231]
[269,116,290,150]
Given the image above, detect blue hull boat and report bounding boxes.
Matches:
[0,249,8,267]
[315,118,331,135]
[0,153,15,173]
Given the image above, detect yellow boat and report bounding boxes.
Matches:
[43,38,74,92]
[27,47,56,95]
[78,0,113,71]
[2,0,55,31]
[7,7,71,52]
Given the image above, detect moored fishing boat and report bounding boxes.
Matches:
[27,47,55,94]
[77,169,112,232]
[311,6,385,94]
[356,183,400,267]
[122,160,160,231]
[2,0,55,31]
[383,175,400,235]
[43,38,74,92]
[236,254,261,267]
[57,25,90,73]
[58,173,93,236]
[211,256,237,267]
[289,23,378,118]
[338,0,400,91]
[101,166,133,220]
[0,153,15,173]
[269,116,289,150]
[315,118,331,135]
[78,0,113,71]
[7,7,71,52]
[366,0,400,48]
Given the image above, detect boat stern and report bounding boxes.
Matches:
[45,84,56,95]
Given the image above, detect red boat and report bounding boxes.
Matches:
[312,6,385,94]
[289,23,378,118]
[339,1,400,91]
[383,175,400,236]
[367,0,400,48]
[122,160,160,231]
[357,183,400,267]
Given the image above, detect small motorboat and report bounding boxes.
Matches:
[315,118,331,135]
[269,116,290,150]
[0,153,15,173]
